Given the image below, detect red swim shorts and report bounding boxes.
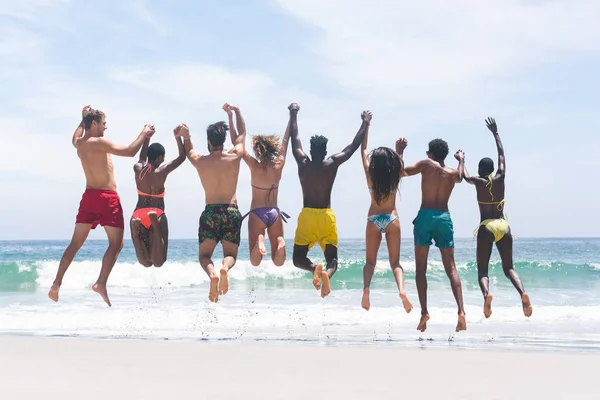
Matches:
[75,189,125,230]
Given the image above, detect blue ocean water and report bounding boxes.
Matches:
[1,238,600,353]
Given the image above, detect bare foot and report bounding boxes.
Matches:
[417,314,430,332]
[320,270,331,298]
[313,264,323,290]
[48,284,60,302]
[400,292,413,313]
[92,283,112,307]
[219,268,229,296]
[456,313,467,332]
[209,275,219,303]
[257,235,267,257]
[147,211,159,224]
[522,293,533,317]
[273,237,286,266]
[361,288,370,310]
[484,294,493,318]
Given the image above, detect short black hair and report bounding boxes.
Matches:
[147,143,165,162]
[478,157,494,176]
[310,135,328,155]
[207,121,228,147]
[428,139,449,162]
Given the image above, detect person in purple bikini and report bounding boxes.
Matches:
[240,103,293,267]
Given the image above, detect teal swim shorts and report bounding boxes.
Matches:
[412,209,454,249]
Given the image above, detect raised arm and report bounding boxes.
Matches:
[454,150,465,183]
[360,119,370,174]
[138,138,150,163]
[331,110,372,166]
[276,114,292,166]
[176,123,201,164]
[94,124,154,157]
[160,132,187,175]
[223,103,246,155]
[485,117,505,177]
[288,103,307,164]
[72,105,91,148]
[396,138,427,176]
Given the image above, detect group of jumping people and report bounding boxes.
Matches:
[47,103,532,332]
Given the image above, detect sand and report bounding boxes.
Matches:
[0,337,597,399]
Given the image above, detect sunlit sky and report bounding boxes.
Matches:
[1,0,598,240]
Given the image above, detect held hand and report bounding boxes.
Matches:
[175,123,190,139]
[222,102,233,116]
[288,102,300,112]
[142,124,156,138]
[454,149,465,161]
[81,105,92,118]
[485,117,498,135]
[361,110,373,123]
[396,138,407,153]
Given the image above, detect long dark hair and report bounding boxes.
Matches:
[368,147,402,205]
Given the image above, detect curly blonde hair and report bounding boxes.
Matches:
[252,134,281,165]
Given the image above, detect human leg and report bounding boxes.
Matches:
[148,212,168,267]
[385,219,412,313]
[130,216,151,267]
[49,223,92,302]
[267,216,286,266]
[477,226,494,318]
[248,212,267,267]
[496,229,532,317]
[362,220,382,310]
[92,225,125,307]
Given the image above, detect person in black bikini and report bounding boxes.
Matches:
[131,128,186,267]
[241,103,292,267]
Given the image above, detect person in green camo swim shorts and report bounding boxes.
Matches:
[396,137,467,334]
[178,102,246,304]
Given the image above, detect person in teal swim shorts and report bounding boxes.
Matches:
[396,137,467,333]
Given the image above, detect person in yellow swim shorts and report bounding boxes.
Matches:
[289,103,372,298]
[462,117,532,320]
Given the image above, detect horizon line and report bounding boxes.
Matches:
[1,237,599,242]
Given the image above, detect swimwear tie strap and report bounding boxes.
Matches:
[139,163,153,180]
[241,208,290,223]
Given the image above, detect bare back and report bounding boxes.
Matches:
[419,159,460,210]
[195,150,242,205]
[298,158,339,209]
[472,174,506,220]
[134,165,167,209]
[247,160,284,209]
[77,137,117,191]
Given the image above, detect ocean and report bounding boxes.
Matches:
[1,238,599,353]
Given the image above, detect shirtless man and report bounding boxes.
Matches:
[178,102,246,303]
[49,105,155,306]
[290,103,371,298]
[397,138,466,332]
[461,117,532,318]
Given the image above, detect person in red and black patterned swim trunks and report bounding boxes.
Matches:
[179,102,246,303]
[48,105,155,307]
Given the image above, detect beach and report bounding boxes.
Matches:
[1,336,598,399]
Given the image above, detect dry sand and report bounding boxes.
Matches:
[0,337,597,399]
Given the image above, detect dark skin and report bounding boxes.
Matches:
[462,117,532,318]
[290,103,372,293]
[130,130,186,268]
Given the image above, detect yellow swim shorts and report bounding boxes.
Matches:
[294,208,338,251]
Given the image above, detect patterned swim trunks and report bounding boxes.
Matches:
[198,203,243,245]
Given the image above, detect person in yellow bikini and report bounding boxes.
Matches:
[290,103,372,298]
[131,127,186,267]
[461,117,533,319]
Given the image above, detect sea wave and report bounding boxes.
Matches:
[1,258,599,291]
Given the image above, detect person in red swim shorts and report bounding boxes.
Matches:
[48,105,155,306]
[130,126,185,268]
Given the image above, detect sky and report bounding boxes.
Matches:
[0,0,598,240]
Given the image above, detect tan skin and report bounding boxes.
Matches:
[290,104,371,298]
[179,102,246,303]
[130,132,186,268]
[241,106,292,267]
[360,123,413,313]
[49,105,155,307]
[461,117,532,318]
[397,138,466,332]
